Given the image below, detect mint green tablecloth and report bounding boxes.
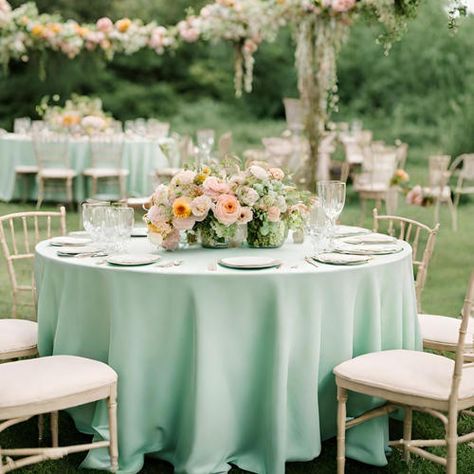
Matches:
[0,134,169,202]
[35,239,420,474]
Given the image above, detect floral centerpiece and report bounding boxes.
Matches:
[36,93,113,134]
[144,161,309,250]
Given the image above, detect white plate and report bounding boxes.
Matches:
[314,253,371,265]
[341,233,397,245]
[56,246,100,256]
[68,231,90,238]
[335,242,403,255]
[131,227,148,237]
[50,236,92,247]
[106,254,160,266]
[334,225,370,238]
[218,256,281,270]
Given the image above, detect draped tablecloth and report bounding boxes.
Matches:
[35,238,420,474]
[0,134,169,202]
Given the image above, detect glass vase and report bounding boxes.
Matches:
[200,226,229,249]
[246,220,286,248]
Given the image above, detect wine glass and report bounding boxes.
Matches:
[196,129,215,164]
[317,180,346,249]
[82,202,109,243]
[304,201,329,256]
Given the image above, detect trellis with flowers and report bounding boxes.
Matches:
[0,0,467,191]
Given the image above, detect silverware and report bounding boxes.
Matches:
[304,256,320,268]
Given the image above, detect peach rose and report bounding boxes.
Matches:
[96,17,113,33]
[267,206,281,223]
[237,207,253,224]
[269,167,285,180]
[202,176,231,198]
[172,216,196,231]
[191,195,212,221]
[214,194,241,226]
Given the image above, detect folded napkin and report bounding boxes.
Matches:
[342,233,396,245]
[335,242,403,255]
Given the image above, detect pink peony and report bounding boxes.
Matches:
[172,216,196,231]
[406,185,424,206]
[147,205,167,226]
[267,206,281,223]
[269,167,285,180]
[191,195,212,221]
[202,176,231,198]
[162,228,180,251]
[214,194,241,226]
[238,186,259,206]
[237,207,253,225]
[331,0,356,13]
[96,17,113,33]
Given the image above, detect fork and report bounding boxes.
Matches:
[304,256,320,268]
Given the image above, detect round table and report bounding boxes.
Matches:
[0,134,169,202]
[35,237,420,474]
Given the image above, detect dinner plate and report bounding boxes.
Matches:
[106,254,160,266]
[313,253,371,265]
[335,242,403,255]
[341,233,397,245]
[56,246,100,256]
[218,256,281,270]
[131,227,148,237]
[68,231,90,238]
[334,225,370,238]
[50,236,92,247]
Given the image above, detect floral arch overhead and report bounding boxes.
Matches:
[0,0,467,191]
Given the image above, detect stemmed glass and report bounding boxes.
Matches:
[317,180,346,249]
[196,129,215,165]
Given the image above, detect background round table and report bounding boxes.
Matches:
[0,133,169,202]
[35,237,420,474]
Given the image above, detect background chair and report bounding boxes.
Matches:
[373,209,439,313]
[334,271,474,474]
[84,134,128,200]
[0,355,118,473]
[450,154,474,227]
[33,132,76,209]
[283,97,304,134]
[218,131,233,160]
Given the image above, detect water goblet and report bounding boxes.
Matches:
[317,180,346,250]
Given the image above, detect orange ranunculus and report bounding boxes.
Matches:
[62,113,81,127]
[116,18,132,33]
[172,197,192,219]
[31,24,45,37]
[48,23,62,34]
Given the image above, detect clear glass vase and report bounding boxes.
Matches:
[200,226,229,249]
[246,220,286,248]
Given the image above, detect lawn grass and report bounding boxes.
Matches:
[0,112,473,473]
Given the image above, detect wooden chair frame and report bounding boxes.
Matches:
[450,154,474,227]
[0,382,118,473]
[373,209,439,313]
[0,207,66,320]
[336,272,474,474]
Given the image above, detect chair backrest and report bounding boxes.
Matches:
[33,132,70,170]
[283,98,304,133]
[395,142,409,170]
[450,154,474,181]
[363,151,397,187]
[428,155,451,189]
[372,209,439,312]
[90,134,124,170]
[147,120,170,139]
[14,117,31,134]
[450,271,474,406]
[0,207,67,318]
[218,132,233,159]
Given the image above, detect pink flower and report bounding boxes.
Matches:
[96,17,113,33]
[191,195,212,221]
[406,185,424,206]
[331,0,356,13]
[149,26,168,53]
[147,205,167,226]
[248,165,268,180]
[178,19,200,43]
[162,229,180,251]
[202,176,231,198]
[152,184,169,206]
[172,216,196,231]
[237,207,253,224]
[269,167,285,180]
[267,206,281,223]
[213,194,241,226]
[171,169,196,186]
[243,39,258,54]
[238,186,259,206]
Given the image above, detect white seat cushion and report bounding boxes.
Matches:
[39,168,77,179]
[15,165,39,174]
[419,314,474,348]
[83,168,129,178]
[0,355,117,410]
[334,349,474,401]
[423,186,451,199]
[127,197,151,207]
[0,319,37,355]
[455,186,474,194]
[155,167,179,177]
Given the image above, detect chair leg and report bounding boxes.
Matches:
[434,198,440,225]
[91,177,97,198]
[107,390,118,472]
[337,386,348,474]
[447,196,457,231]
[119,176,126,200]
[50,411,59,447]
[446,413,458,474]
[359,198,367,225]
[38,414,44,444]
[66,178,73,209]
[403,407,413,463]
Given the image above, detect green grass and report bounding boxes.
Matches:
[1,113,473,473]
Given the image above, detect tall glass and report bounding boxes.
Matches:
[82,202,110,244]
[317,180,346,249]
[115,207,134,252]
[305,201,329,256]
[196,129,215,165]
